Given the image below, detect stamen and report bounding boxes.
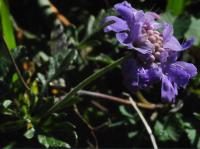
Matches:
[154,43,160,50]
[148,36,156,43]
[147,30,154,35]
[149,55,155,62]
[155,51,160,58]
[158,48,164,52]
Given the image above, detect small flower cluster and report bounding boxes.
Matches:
[103,1,197,102]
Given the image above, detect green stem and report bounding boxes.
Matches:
[43,53,131,118]
[135,91,152,104]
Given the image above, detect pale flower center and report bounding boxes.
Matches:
[142,26,165,63]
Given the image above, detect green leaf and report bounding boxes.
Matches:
[119,105,135,119]
[167,0,185,16]
[88,53,114,64]
[86,15,95,36]
[128,131,138,138]
[185,129,197,144]
[173,14,191,39]
[154,120,180,142]
[2,142,15,149]
[2,99,12,108]
[108,120,126,128]
[0,0,16,49]
[12,73,19,83]
[193,113,200,121]
[47,48,78,80]
[24,128,35,139]
[37,134,70,148]
[185,16,200,46]
[37,73,46,87]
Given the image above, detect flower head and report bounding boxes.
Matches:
[103,1,197,102]
[103,1,160,54]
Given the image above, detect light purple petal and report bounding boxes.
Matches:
[181,37,195,50]
[159,51,169,63]
[114,1,135,22]
[144,12,160,29]
[116,32,134,49]
[103,16,129,33]
[119,21,152,54]
[145,12,160,23]
[162,23,173,42]
[129,22,143,42]
[167,51,179,62]
[131,41,153,54]
[147,64,162,83]
[174,61,197,77]
[163,36,182,51]
[161,75,177,102]
[138,68,150,88]
[134,10,145,22]
[160,50,179,63]
[116,32,128,44]
[166,62,191,88]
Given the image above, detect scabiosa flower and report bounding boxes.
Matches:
[103,1,197,102]
[103,1,160,54]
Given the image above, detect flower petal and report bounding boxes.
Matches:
[122,59,139,91]
[138,68,150,88]
[134,10,145,22]
[166,62,191,87]
[161,75,177,102]
[162,23,173,42]
[145,12,160,22]
[160,50,179,63]
[159,51,169,63]
[131,41,153,54]
[181,37,195,50]
[147,64,162,83]
[163,36,182,51]
[125,22,143,43]
[116,32,128,43]
[103,16,129,33]
[116,33,136,49]
[175,61,197,77]
[114,1,135,21]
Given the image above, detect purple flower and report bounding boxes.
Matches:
[122,59,162,91]
[161,61,197,102]
[162,23,194,52]
[103,1,160,54]
[103,1,197,102]
[159,50,197,102]
[122,54,197,102]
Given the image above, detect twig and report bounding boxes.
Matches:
[73,105,99,149]
[135,91,152,104]
[37,0,71,28]
[0,35,30,91]
[49,0,71,26]
[77,90,164,110]
[91,100,108,112]
[128,96,158,149]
